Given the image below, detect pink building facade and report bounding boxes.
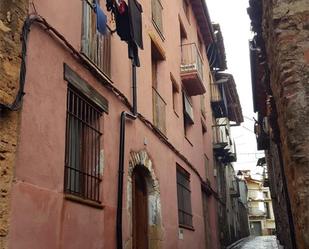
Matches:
[4,0,232,248]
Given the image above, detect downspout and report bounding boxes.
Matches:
[116,63,137,249]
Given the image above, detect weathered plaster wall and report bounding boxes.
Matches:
[262,1,309,248]
[0,1,28,248]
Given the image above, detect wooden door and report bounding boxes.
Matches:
[133,167,148,249]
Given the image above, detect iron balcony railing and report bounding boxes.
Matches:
[151,0,163,35]
[212,126,229,146]
[81,0,111,76]
[152,88,166,135]
[180,43,203,81]
[248,207,266,217]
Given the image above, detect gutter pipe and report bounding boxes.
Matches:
[116,63,137,249]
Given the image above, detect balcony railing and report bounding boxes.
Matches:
[152,88,166,135]
[81,0,111,76]
[248,207,266,217]
[212,126,228,149]
[210,83,228,118]
[180,43,205,96]
[152,0,163,35]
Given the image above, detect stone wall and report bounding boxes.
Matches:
[0,1,28,248]
[262,1,309,248]
[266,143,294,248]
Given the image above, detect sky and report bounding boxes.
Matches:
[206,0,265,171]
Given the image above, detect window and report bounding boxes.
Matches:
[64,85,103,203]
[81,0,111,76]
[151,0,163,36]
[152,42,166,134]
[171,73,179,115]
[183,91,194,136]
[264,202,271,219]
[177,166,193,228]
[263,191,268,199]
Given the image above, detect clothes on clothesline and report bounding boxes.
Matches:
[94,0,107,35]
[107,0,143,66]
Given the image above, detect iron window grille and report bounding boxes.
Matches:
[64,85,102,203]
[177,166,193,228]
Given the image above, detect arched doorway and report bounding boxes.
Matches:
[128,150,163,249]
[132,166,149,249]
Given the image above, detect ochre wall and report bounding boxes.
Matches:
[0,1,28,248]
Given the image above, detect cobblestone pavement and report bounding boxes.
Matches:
[232,236,278,249]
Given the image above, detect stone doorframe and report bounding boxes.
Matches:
[125,150,163,249]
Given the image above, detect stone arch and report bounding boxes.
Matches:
[125,150,163,249]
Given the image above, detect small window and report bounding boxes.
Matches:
[64,85,102,203]
[81,0,111,76]
[171,74,179,115]
[177,166,193,228]
[152,0,164,36]
[152,42,166,134]
[183,91,194,136]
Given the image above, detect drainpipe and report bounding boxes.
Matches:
[116,63,137,249]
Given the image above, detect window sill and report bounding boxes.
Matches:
[179,224,195,231]
[64,194,104,209]
[79,53,112,84]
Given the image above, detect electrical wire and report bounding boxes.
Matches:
[0,16,36,111]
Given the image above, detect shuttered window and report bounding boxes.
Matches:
[151,0,163,36]
[81,0,111,76]
[177,166,193,228]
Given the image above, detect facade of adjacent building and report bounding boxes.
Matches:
[208,30,246,246]
[248,0,309,248]
[242,172,275,236]
[0,0,244,249]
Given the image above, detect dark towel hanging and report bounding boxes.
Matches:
[128,0,143,49]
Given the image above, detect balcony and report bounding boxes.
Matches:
[210,83,228,118]
[81,1,111,76]
[212,125,229,152]
[180,43,206,96]
[152,88,166,135]
[248,207,266,217]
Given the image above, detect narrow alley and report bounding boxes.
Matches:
[231,236,279,249]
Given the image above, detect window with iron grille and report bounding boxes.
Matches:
[176,166,193,228]
[64,85,102,203]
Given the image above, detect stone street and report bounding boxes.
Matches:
[231,236,279,249]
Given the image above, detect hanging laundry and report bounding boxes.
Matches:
[106,0,114,11]
[115,0,131,41]
[94,0,107,35]
[113,0,144,66]
[128,0,143,49]
[128,41,140,67]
